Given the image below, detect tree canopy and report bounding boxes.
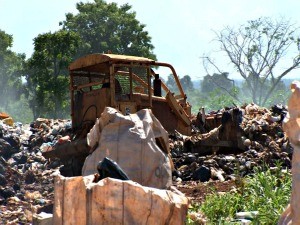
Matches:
[181,75,194,92]
[60,0,156,59]
[26,30,80,119]
[25,0,157,119]
[0,29,25,111]
[201,73,235,95]
[204,17,300,106]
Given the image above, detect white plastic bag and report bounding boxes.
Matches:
[82,107,172,189]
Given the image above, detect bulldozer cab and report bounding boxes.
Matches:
[69,53,192,135]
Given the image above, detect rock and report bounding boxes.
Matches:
[268,141,280,152]
[0,139,14,159]
[7,157,17,166]
[0,195,5,204]
[204,158,218,167]
[245,149,258,158]
[245,161,252,170]
[32,212,53,225]
[0,163,5,175]
[244,139,251,147]
[13,183,20,192]
[175,177,182,183]
[25,171,36,184]
[40,143,53,153]
[35,118,49,128]
[3,134,20,149]
[37,204,54,214]
[57,135,70,144]
[193,166,211,182]
[211,168,225,181]
[51,125,60,135]
[282,141,293,154]
[12,152,28,164]
[215,156,226,167]
[224,155,236,162]
[0,187,15,199]
[196,156,206,164]
[0,174,7,186]
[190,162,198,172]
[183,154,197,164]
[222,164,234,175]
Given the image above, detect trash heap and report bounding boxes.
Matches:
[0,118,70,224]
[171,103,292,183]
[0,103,293,224]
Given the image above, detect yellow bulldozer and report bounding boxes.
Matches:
[69,53,192,136]
[43,53,244,176]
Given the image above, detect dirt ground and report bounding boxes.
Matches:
[175,180,236,204]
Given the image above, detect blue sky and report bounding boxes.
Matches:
[1,0,300,80]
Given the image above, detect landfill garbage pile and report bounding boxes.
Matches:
[0,103,293,224]
[0,118,70,224]
[171,104,292,183]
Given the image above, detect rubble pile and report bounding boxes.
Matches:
[0,118,70,224]
[0,104,293,224]
[171,104,292,183]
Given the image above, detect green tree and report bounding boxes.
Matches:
[0,29,25,111]
[200,72,241,108]
[201,73,235,95]
[26,30,80,119]
[202,88,238,111]
[187,86,238,114]
[60,0,156,59]
[241,74,289,106]
[205,17,300,106]
[180,75,194,92]
[186,88,202,114]
[166,74,179,94]
[166,74,194,94]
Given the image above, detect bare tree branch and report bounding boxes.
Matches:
[203,17,300,106]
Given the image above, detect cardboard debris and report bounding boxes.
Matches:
[53,175,189,225]
[279,81,300,225]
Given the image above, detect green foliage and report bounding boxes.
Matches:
[166,74,194,96]
[201,73,234,95]
[21,0,157,120]
[0,29,26,111]
[210,17,300,106]
[265,89,290,107]
[240,73,290,107]
[187,87,239,114]
[1,94,34,123]
[204,88,239,111]
[189,166,291,224]
[181,75,194,91]
[26,30,80,119]
[186,88,203,114]
[0,29,13,51]
[166,74,179,94]
[199,73,242,110]
[188,72,290,114]
[60,0,156,59]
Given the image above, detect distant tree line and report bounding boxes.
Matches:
[200,17,300,111]
[166,71,290,114]
[0,0,298,122]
